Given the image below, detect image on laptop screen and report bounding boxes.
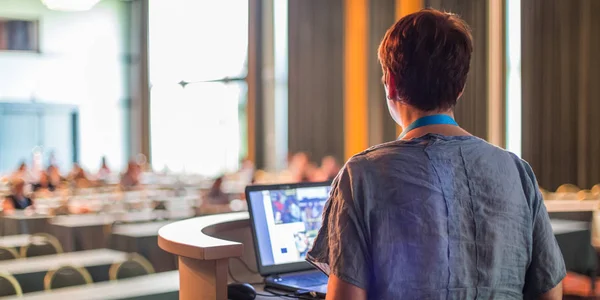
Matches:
[248,184,331,267]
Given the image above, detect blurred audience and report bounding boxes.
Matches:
[97,156,111,182]
[121,161,141,189]
[289,152,311,182]
[207,176,229,205]
[11,161,28,181]
[0,151,341,217]
[284,152,340,183]
[3,178,34,211]
[312,156,341,181]
[32,171,56,192]
[239,158,255,184]
[68,163,86,181]
[68,163,91,188]
[304,162,319,182]
[47,165,63,187]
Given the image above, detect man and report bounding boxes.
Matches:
[307,9,564,300]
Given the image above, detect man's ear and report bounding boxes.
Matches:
[385,71,398,101]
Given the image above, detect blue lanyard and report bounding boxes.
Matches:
[398,114,458,139]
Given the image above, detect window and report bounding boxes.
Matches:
[149,0,248,176]
[505,0,521,156]
[0,18,39,52]
[273,0,289,170]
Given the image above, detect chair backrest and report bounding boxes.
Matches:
[0,273,22,297]
[0,247,19,261]
[592,184,600,196]
[577,190,596,201]
[556,183,581,194]
[109,253,155,280]
[21,233,64,258]
[153,201,167,211]
[44,265,92,290]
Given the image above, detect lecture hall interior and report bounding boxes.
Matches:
[0,0,599,299]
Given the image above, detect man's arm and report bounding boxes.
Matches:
[326,274,367,300]
[538,283,562,300]
[520,163,566,299]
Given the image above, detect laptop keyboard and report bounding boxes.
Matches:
[278,272,329,287]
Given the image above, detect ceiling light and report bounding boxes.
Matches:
[41,0,101,11]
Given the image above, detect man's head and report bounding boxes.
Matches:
[10,178,25,195]
[378,9,472,123]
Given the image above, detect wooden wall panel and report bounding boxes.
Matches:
[368,0,398,146]
[288,0,345,163]
[522,0,600,190]
[425,0,489,139]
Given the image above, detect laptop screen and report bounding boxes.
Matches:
[247,182,331,271]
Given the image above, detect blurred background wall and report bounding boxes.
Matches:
[287,0,345,164]
[521,0,600,190]
[0,0,129,171]
[1,0,600,191]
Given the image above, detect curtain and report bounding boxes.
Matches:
[287,0,345,163]
[521,0,600,190]
[368,0,398,145]
[425,0,489,139]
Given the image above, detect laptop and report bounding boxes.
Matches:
[246,181,332,298]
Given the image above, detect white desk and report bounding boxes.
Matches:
[0,234,30,249]
[544,200,599,212]
[0,249,128,293]
[111,221,177,272]
[551,219,589,234]
[112,221,173,238]
[0,213,51,236]
[50,215,115,252]
[2,271,179,300]
[0,249,127,276]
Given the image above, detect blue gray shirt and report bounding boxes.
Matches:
[307,134,565,299]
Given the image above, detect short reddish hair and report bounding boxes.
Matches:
[378,9,473,111]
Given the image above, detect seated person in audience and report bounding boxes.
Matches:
[3,178,34,211]
[207,176,229,205]
[11,161,28,181]
[120,161,141,189]
[312,156,341,182]
[289,152,308,180]
[303,162,319,182]
[71,163,85,179]
[239,158,255,184]
[321,156,340,180]
[307,9,564,300]
[136,153,151,172]
[52,197,71,216]
[68,163,92,188]
[32,171,56,192]
[289,152,314,182]
[47,165,63,187]
[97,156,111,182]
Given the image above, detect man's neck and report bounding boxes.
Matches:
[396,106,470,140]
[399,108,454,129]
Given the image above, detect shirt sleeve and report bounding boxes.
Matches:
[522,165,566,299]
[306,161,371,290]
